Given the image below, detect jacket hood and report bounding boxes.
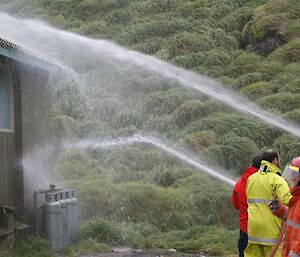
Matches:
[241,166,258,181]
[259,160,282,175]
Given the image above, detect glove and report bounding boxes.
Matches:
[268,199,279,212]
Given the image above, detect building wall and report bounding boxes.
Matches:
[19,63,50,155]
[0,57,18,208]
[0,56,50,222]
[18,62,50,220]
[0,132,15,206]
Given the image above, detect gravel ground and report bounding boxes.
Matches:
[77,248,207,257]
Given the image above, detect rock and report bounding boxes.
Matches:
[112,247,132,253]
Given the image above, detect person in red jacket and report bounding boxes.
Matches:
[269,156,300,257]
[231,155,262,257]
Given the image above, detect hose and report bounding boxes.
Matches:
[268,221,286,257]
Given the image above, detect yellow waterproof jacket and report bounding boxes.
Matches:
[246,160,291,245]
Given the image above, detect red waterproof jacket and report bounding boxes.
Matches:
[274,186,300,257]
[231,166,258,233]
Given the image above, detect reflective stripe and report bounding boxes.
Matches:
[289,251,300,257]
[248,199,270,204]
[248,236,277,244]
[286,219,300,229]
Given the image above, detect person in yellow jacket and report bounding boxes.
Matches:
[245,149,292,257]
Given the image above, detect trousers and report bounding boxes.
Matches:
[238,230,248,257]
[244,242,281,257]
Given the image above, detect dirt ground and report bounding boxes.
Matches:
[77,248,208,257]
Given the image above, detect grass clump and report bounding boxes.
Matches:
[73,218,237,256]
[11,236,53,257]
[202,136,259,176]
[225,52,262,78]
[64,239,109,257]
[241,81,273,100]
[236,72,263,88]
[268,39,300,63]
[257,93,300,113]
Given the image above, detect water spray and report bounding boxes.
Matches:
[0,13,299,138]
[63,134,236,186]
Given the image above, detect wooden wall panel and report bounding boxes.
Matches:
[0,132,15,206]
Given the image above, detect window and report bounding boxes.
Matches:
[0,66,13,131]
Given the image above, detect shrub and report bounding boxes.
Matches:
[217,76,238,89]
[286,20,300,40]
[225,52,262,78]
[202,136,259,176]
[109,182,195,231]
[171,52,206,69]
[111,110,142,129]
[241,81,273,100]
[92,98,121,122]
[175,1,209,19]
[281,78,300,93]
[256,93,300,113]
[172,100,210,127]
[268,39,300,63]
[50,114,80,139]
[167,32,215,58]
[12,236,52,257]
[152,167,194,187]
[236,72,263,88]
[259,61,283,81]
[177,131,216,153]
[203,48,232,68]
[53,149,100,180]
[282,109,300,125]
[139,88,190,116]
[270,62,300,91]
[80,20,108,36]
[273,134,300,165]
[64,239,109,257]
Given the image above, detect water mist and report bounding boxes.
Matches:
[0,13,300,138]
[63,134,236,186]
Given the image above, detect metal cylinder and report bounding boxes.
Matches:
[43,192,63,251]
[68,190,79,242]
[60,191,70,247]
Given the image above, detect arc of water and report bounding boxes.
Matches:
[0,13,299,138]
[96,44,300,138]
[63,134,236,186]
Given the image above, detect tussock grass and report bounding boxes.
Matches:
[257,93,300,113]
[225,53,262,78]
[202,136,259,176]
[237,72,263,88]
[268,39,300,63]
[241,81,273,100]
[11,236,52,257]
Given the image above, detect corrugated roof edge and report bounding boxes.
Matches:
[0,36,62,72]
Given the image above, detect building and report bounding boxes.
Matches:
[0,36,52,238]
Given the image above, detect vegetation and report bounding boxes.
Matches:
[1,0,300,256]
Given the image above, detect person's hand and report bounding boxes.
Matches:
[268,199,279,212]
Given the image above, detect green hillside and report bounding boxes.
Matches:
[1,0,300,256]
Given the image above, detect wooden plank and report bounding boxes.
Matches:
[0,132,15,206]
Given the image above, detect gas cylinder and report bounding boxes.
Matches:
[43,192,63,251]
[60,191,70,247]
[67,190,78,242]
